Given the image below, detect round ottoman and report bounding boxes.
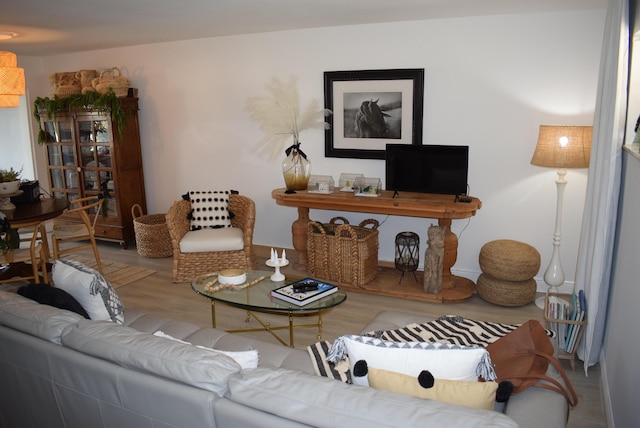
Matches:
[479,240,540,281]
[476,273,537,307]
[477,240,540,306]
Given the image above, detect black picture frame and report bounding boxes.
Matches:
[324,68,424,159]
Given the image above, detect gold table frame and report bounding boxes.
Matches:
[192,271,346,347]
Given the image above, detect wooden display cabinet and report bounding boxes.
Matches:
[39,97,146,248]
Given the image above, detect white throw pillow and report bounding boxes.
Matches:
[327,334,494,386]
[153,330,259,369]
[186,190,234,230]
[52,259,125,324]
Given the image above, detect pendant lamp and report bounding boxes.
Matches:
[0,51,25,108]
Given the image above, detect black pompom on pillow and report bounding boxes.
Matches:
[18,282,90,319]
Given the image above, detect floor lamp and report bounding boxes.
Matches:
[530,125,592,310]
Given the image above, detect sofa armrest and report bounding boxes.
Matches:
[229,194,257,268]
[166,199,190,248]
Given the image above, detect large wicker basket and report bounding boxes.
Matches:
[132,204,172,258]
[307,217,379,286]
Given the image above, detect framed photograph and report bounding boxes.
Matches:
[324,68,424,159]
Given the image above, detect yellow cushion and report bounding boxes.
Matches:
[368,367,497,410]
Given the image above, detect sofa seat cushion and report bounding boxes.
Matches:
[153,330,259,369]
[225,367,517,428]
[179,227,244,253]
[0,290,84,344]
[61,319,241,396]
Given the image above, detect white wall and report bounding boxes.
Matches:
[0,95,35,180]
[15,10,606,291]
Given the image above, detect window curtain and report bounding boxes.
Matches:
[575,0,629,373]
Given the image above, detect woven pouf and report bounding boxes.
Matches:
[476,273,537,307]
[479,239,540,281]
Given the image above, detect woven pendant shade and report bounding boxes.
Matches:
[0,95,19,108]
[0,51,25,108]
[530,125,592,168]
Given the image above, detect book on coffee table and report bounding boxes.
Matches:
[270,278,338,306]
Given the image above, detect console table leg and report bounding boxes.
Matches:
[438,218,458,290]
[291,207,310,271]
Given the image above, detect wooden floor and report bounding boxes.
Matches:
[8,241,607,428]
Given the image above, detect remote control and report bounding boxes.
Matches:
[293,282,319,292]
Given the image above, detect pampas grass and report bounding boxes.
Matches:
[246,76,331,162]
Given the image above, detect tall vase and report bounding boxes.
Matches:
[282,143,311,191]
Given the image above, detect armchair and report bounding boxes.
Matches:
[166,194,257,282]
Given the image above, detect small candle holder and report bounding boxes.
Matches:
[266,248,289,282]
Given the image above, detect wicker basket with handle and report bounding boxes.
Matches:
[93,67,130,97]
[307,216,379,286]
[131,204,172,258]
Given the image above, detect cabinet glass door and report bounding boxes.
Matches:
[76,117,117,218]
[44,117,79,200]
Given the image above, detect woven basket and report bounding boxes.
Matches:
[132,204,172,258]
[93,67,130,97]
[307,217,379,286]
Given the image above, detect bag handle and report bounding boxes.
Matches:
[510,349,579,407]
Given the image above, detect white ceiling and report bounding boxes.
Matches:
[1,0,606,57]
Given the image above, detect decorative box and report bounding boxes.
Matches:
[354,177,382,197]
[307,175,335,194]
[338,173,364,192]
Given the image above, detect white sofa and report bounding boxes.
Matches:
[0,290,567,428]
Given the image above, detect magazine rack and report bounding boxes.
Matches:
[544,292,587,370]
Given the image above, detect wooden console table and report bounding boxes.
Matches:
[272,188,482,302]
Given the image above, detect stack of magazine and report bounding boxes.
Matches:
[270,278,338,306]
[546,290,587,354]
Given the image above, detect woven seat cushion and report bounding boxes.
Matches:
[476,273,537,307]
[179,227,244,253]
[479,240,540,281]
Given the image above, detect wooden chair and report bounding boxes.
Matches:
[166,194,257,282]
[51,196,105,274]
[1,220,49,284]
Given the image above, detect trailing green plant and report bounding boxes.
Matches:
[33,90,126,145]
[0,167,22,183]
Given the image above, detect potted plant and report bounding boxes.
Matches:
[0,215,19,256]
[0,167,22,196]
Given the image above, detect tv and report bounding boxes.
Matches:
[385,144,469,196]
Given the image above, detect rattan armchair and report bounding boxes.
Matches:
[166,194,257,282]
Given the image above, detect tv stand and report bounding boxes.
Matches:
[272,188,482,302]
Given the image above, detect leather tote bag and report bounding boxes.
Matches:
[486,319,578,407]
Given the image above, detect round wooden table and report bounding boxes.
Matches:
[1,198,70,283]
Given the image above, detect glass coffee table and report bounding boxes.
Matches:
[191,270,347,347]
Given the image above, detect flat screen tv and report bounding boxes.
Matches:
[385,144,469,196]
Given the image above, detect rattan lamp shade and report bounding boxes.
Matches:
[530,125,592,169]
[0,51,25,108]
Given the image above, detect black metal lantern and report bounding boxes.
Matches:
[395,231,419,283]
